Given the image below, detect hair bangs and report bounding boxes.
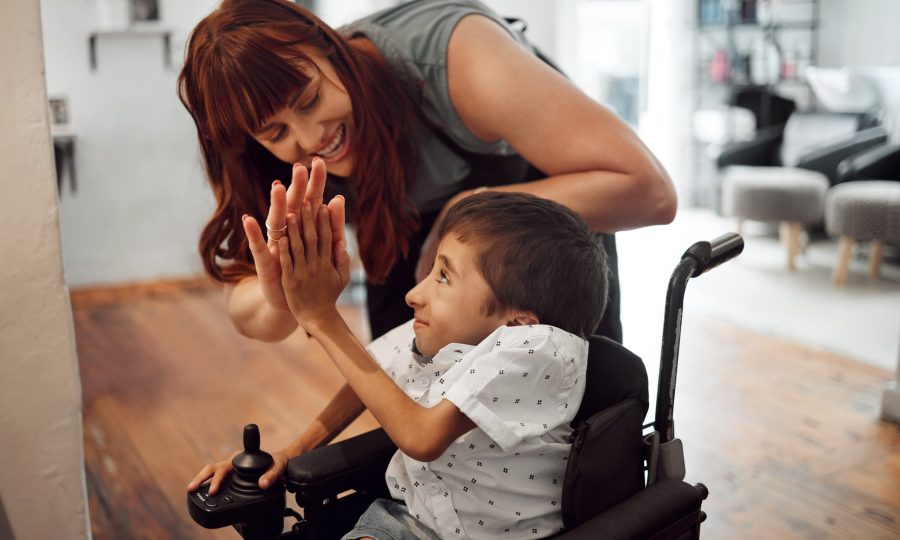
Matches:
[201,32,316,155]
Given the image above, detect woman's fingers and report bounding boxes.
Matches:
[266,181,288,245]
[243,215,275,272]
[286,164,308,217]
[318,206,332,263]
[305,157,327,209]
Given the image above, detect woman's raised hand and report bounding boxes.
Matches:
[241,158,345,312]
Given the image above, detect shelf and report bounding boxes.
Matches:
[700,80,810,90]
[698,20,819,30]
[88,27,173,71]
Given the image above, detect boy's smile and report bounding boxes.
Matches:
[405,233,514,357]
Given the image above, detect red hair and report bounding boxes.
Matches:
[177,0,420,284]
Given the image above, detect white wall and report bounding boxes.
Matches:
[818,0,900,68]
[41,0,218,287]
[38,0,569,288]
[0,0,89,538]
[644,0,695,196]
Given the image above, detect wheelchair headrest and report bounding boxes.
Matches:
[572,336,649,426]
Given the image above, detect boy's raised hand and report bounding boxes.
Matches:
[278,195,350,328]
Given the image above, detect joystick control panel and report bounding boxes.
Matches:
[187,424,285,539]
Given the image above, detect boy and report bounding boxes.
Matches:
[188,191,608,539]
[279,191,608,539]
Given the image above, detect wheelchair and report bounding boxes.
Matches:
[188,233,744,540]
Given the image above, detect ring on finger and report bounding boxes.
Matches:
[266,223,287,241]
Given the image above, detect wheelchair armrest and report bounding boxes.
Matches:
[557,479,706,540]
[285,429,397,503]
[716,124,784,169]
[837,143,900,182]
[796,126,888,185]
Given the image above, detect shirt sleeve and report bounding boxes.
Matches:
[443,328,586,452]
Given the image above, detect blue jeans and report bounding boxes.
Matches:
[341,498,442,540]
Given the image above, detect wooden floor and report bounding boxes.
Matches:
[71,279,900,539]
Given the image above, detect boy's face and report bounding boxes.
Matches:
[405,233,511,357]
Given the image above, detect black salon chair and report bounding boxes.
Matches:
[716,113,887,187]
[836,142,900,183]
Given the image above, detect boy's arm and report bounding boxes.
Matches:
[279,382,367,458]
[307,312,476,463]
[192,382,366,494]
[279,202,474,462]
[257,382,366,489]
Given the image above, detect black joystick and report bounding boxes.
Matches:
[231,425,275,493]
[187,424,286,539]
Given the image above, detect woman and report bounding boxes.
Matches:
[177,0,675,344]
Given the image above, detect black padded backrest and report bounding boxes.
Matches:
[562,336,650,529]
[572,336,649,427]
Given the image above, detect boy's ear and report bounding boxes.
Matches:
[507,311,539,327]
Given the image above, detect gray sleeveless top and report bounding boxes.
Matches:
[340,0,541,214]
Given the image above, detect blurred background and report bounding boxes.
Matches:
[43,0,900,368]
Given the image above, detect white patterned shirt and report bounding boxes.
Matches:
[366,320,588,539]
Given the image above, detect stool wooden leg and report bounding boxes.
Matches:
[833,236,855,286]
[869,240,884,279]
[780,221,803,271]
[790,222,804,262]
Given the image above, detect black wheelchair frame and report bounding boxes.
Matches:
[188,233,744,539]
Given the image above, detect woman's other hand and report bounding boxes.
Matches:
[279,199,351,329]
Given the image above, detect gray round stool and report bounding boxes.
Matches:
[825,180,900,285]
[722,167,829,270]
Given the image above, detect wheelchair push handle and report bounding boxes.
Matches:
[682,233,744,278]
[655,233,743,444]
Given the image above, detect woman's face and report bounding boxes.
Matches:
[251,47,355,177]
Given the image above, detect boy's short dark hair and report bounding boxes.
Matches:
[438,192,608,338]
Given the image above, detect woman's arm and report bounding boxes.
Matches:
[225,278,298,342]
[447,15,677,231]
[224,159,341,342]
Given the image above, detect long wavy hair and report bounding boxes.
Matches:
[178,0,420,284]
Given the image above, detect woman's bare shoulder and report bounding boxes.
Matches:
[445,14,542,143]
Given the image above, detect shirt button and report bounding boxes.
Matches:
[429,483,441,494]
[417,376,430,388]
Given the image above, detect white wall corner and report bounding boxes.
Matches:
[0,1,90,539]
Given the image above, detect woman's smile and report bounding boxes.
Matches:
[313,123,349,163]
